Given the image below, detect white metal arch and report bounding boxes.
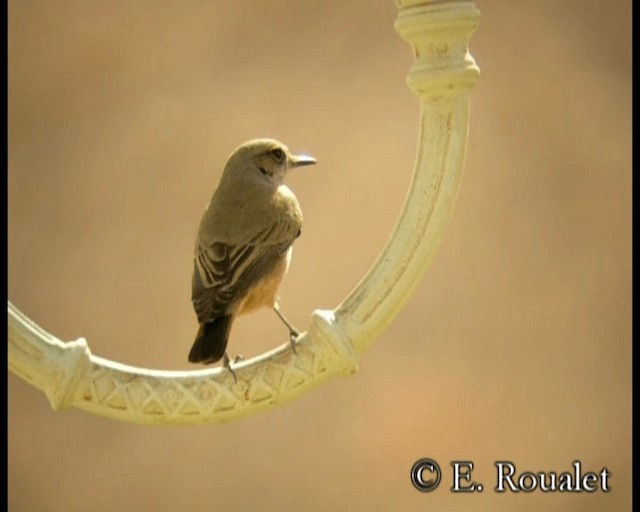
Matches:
[8,0,481,425]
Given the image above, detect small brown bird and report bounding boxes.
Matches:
[189,138,316,369]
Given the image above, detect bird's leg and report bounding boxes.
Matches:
[273,302,300,354]
[222,352,238,383]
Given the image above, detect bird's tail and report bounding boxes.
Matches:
[188,315,233,364]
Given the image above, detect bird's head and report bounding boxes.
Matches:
[222,138,316,187]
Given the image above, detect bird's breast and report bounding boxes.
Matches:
[237,247,293,315]
[274,185,302,221]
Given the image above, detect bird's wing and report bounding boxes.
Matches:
[192,221,300,324]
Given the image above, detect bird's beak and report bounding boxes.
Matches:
[289,154,317,168]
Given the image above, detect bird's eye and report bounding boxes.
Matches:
[270,148,285,162]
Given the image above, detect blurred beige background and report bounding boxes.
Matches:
[8,1,631,511]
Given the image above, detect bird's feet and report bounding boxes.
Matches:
[222,353,244,383]
[273,302,300,355]
[289,329,300,355]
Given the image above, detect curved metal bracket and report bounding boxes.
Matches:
[7,0,480,425]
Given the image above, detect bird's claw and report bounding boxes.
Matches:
[222,353,239,383]
[289,330,300,355]
[273,303,301,355]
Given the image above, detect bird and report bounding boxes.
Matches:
[188,138,316,373]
